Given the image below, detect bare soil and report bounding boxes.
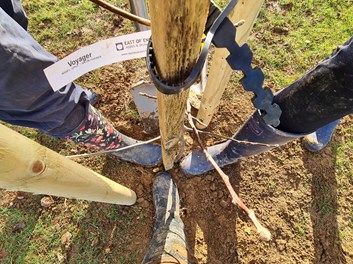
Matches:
[2,5,353,264]
[39,62,353,263]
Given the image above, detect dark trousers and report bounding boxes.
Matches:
[274,37,353,133]
[0,0,88,138]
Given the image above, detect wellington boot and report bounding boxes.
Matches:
[303,119,340,152]
[142,172,189,264]
[180,110,306,175]
[65,105,162,166]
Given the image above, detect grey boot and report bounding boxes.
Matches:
[142,172,189,264]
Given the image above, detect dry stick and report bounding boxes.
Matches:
[88,0,151,26]
[138,92,157,100]
[186,103,271,241]
[184,125,279,148]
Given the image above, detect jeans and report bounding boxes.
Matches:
[0,0,89,138]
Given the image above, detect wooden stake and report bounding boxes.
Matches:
[0,124,136,205]
[149,0,209,170]
[196,0,264,129]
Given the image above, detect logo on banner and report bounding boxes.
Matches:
[115,42,124,51]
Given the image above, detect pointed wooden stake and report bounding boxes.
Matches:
[196,0,264,129]
[0,124,136,205]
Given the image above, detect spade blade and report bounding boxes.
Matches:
[131,81,159,134]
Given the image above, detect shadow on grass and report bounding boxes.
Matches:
[302,140,346,264]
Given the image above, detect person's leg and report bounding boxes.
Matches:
[64,104,162,165]
[273,37,353,133]
[142,172,189,264]
[181,36,353,175]
[0,5,90,135]
[0,0,28,30]
[0,8,161,165]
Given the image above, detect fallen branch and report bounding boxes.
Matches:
[186,103,271,241]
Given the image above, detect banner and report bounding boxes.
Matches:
[44,30,151,91]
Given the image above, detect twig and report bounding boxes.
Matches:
[65,136,160,159]
[186,103,271,241]
[184,125,279,148]
[89,0,151,26]
[139,92,157,100]
[190,115,208,128]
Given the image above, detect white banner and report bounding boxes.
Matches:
[44,30,151,91]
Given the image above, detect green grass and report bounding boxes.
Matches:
[0,206,39,263]
[333,127,353,181]
[1,0,353,263]
[250,0,353,88]
[23,0,132,55]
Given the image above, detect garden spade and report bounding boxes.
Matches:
[131,81,159,134]
[131,80,205,135]
[131,57,207,134]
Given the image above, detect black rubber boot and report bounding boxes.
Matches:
[181,37,353,175]
[65,105,162,166]
[180,110,307,175]
[142,172,189,264]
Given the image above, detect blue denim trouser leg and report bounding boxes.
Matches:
[0,1,89,138]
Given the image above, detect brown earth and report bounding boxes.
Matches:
[1,2,353,264]
[3,61,352,263]
[85,59,353,263]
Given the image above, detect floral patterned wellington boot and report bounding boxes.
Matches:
[142,172,189,264]
[65,105,162,166]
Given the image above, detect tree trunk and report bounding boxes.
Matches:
[149,0,210,170]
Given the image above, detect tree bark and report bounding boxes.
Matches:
[149,0,210,169]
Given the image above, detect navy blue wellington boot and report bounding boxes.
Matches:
[303,119,340,152]
[142,172,189,264]
[180,110,307,176]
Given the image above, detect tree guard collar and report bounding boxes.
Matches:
[147,0,282,127]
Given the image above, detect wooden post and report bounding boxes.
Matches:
[149,0,210,170]
[0,124,136,205]
[196,0,264,129]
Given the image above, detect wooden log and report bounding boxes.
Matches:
[0,124,136,205]
[196,0,264,129]
[149,0,210,170]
